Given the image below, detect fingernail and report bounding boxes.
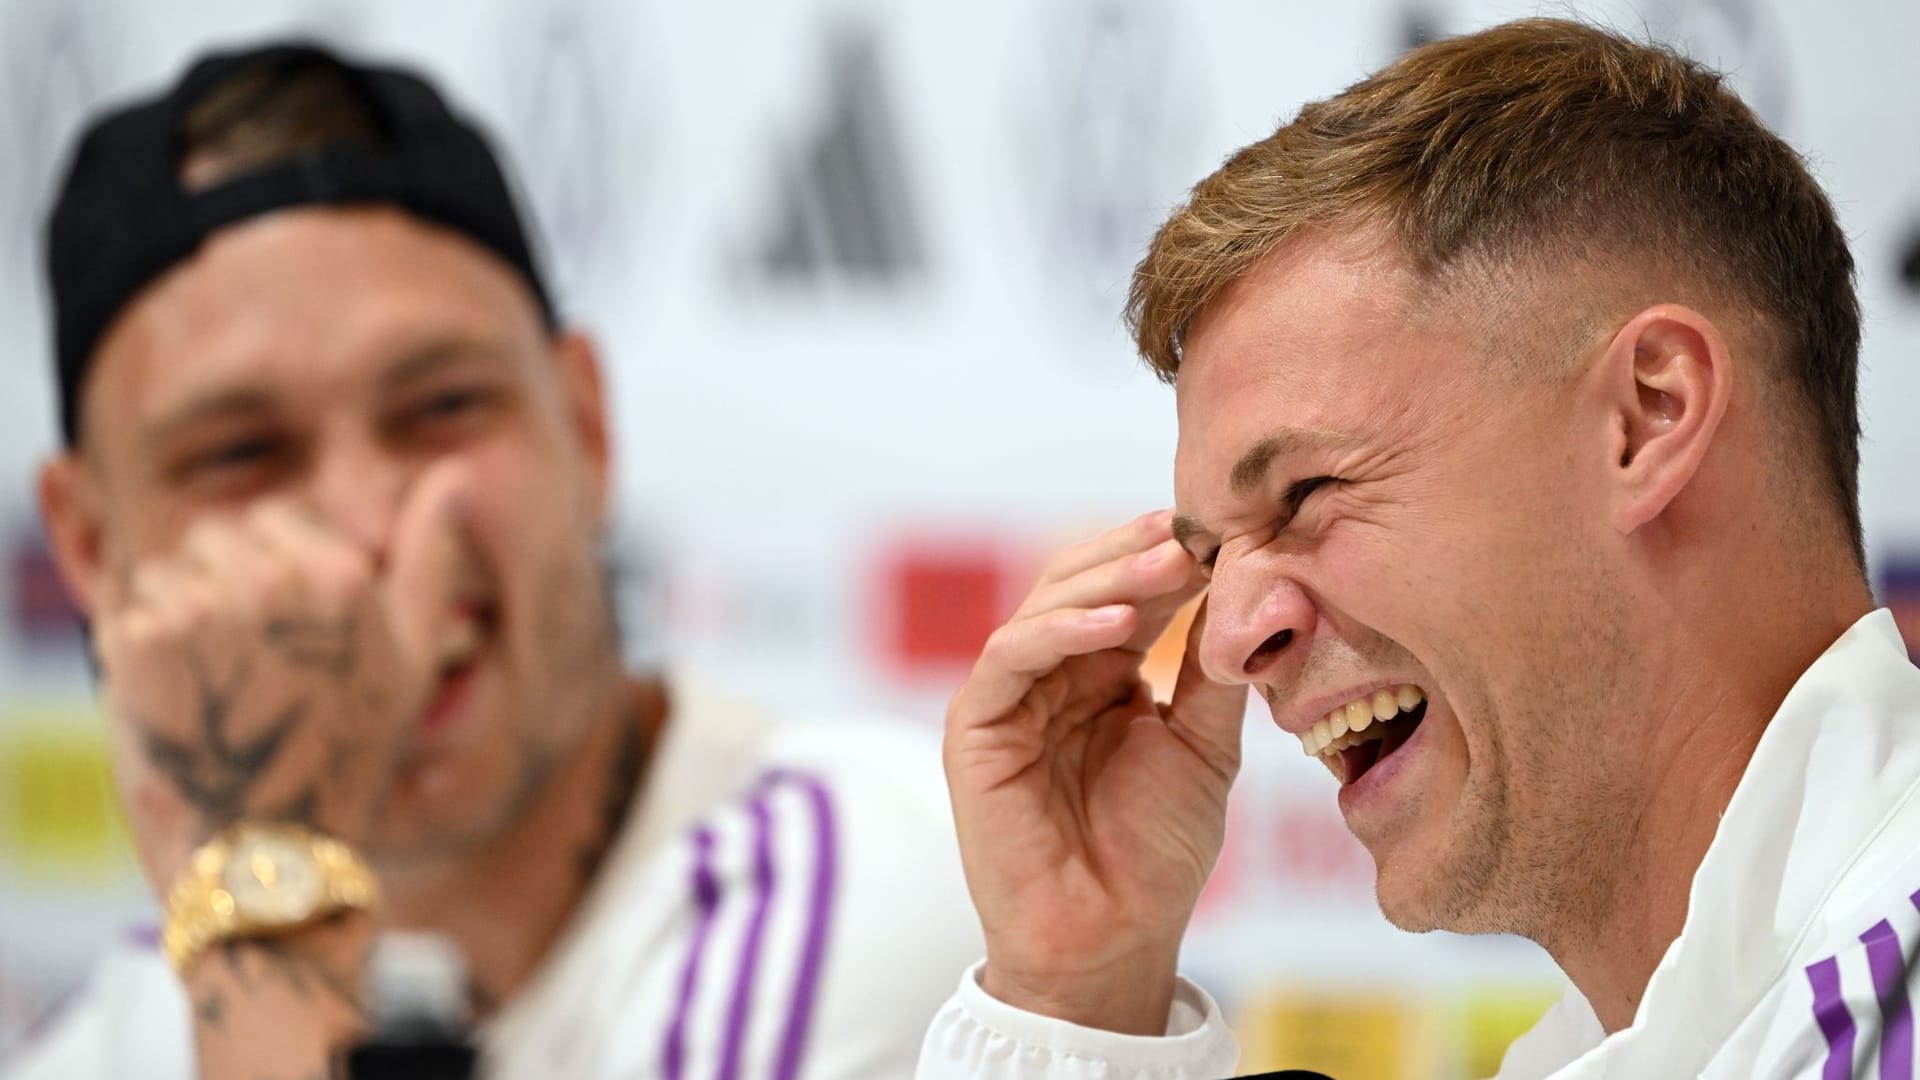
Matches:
[1137,543,1172,568]
[1089,604,1130,625]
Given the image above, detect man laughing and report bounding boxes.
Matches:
[921,18,1920,1080]
[6,39,980,1080]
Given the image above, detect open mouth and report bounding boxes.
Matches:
[425,600,500,731]
[1300,685,1427,786]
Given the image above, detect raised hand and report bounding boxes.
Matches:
[943,510,1250,1035]
[94,462,469,903]
[87,464,475,1077]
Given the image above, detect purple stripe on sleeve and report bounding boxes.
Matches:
[715,792,778,1080]
[1860,919,1913,1080]
[1808,955,1857,1080]
[664,827,722,1080]
[767,772,839,1080]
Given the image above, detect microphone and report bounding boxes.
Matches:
[344,932,479,1080]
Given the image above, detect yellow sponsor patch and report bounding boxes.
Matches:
[0,701,133,881]
[1460,985,1560,1078]
[1232,980,1559,1079]
[1235,987,1416,1080]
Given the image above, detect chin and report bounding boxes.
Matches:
[1372,863,1449,934]
[1373,834,1523,938]
[369,762,507,859]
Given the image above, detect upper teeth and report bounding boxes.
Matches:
[439,619,482,668]
[1301,685,1425,757]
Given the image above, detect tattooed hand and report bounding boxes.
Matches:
[93,463,471,900]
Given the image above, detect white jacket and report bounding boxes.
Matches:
[5,683,984,1080]
[917,609,1920,1079]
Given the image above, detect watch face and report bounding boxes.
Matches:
[221,831,325,926]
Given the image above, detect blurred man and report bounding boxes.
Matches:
[921,19,1920,1080]
[5,40,980,1080]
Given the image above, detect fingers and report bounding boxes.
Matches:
[948,604,1138,727]
[181,516,278,623]
[950,512,1204,735]
[1020,536,1206,654]
[1166,599,1249,779]
[1035,510,1174,588]
[1020,537,1188,617]
[381,460,473,664]
[249,502,371,612]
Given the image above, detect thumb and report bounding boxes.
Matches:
[381,460,475,669]
[1167,598,1249,777]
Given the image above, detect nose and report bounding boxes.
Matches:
[306,436,412,559]
[1198,550,1316,687]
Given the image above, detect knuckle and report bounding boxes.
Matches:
[982,623,1021,662]
[181,516,228,556]
[246,550,299,597]
[313,549,373,600]
[1010,584,1051,620]
[244,497,291,532]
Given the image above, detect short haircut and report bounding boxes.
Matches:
[176,53,382,186]
[1127,18,1863,563]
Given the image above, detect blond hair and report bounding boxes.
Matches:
[1127,18,1862,561]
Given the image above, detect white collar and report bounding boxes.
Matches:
[1555,609,1920,1074]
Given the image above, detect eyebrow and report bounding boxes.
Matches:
[141,387,279,450]
[1171,513,1210,550]
[378,338,513,390]
[1228,431,1351,497]
[139,338,513,451]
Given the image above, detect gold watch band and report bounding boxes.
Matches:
[161,823,379,976]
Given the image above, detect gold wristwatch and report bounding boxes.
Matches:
[161,822,379,976]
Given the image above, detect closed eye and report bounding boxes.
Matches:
[413,386,492,421]
[1195,476,1337,578]
[1285,475,1337,515]
[176,435,291,482]
[389,383,507,442]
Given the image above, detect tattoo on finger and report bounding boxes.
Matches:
[264,615,361,680]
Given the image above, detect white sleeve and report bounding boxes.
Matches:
[914,962,1240,1080]
[2,945,193,1080]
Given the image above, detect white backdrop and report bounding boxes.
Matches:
[1,1,1916,1075]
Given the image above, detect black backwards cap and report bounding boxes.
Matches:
[44,40,558,447]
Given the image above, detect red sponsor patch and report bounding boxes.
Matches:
[9,530,80,644]
[870,534,1024,680]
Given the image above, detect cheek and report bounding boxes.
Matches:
[1312,521,1509,771]
[109,491,195,565]
[458,435,598,558]
[458,444,608,663]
